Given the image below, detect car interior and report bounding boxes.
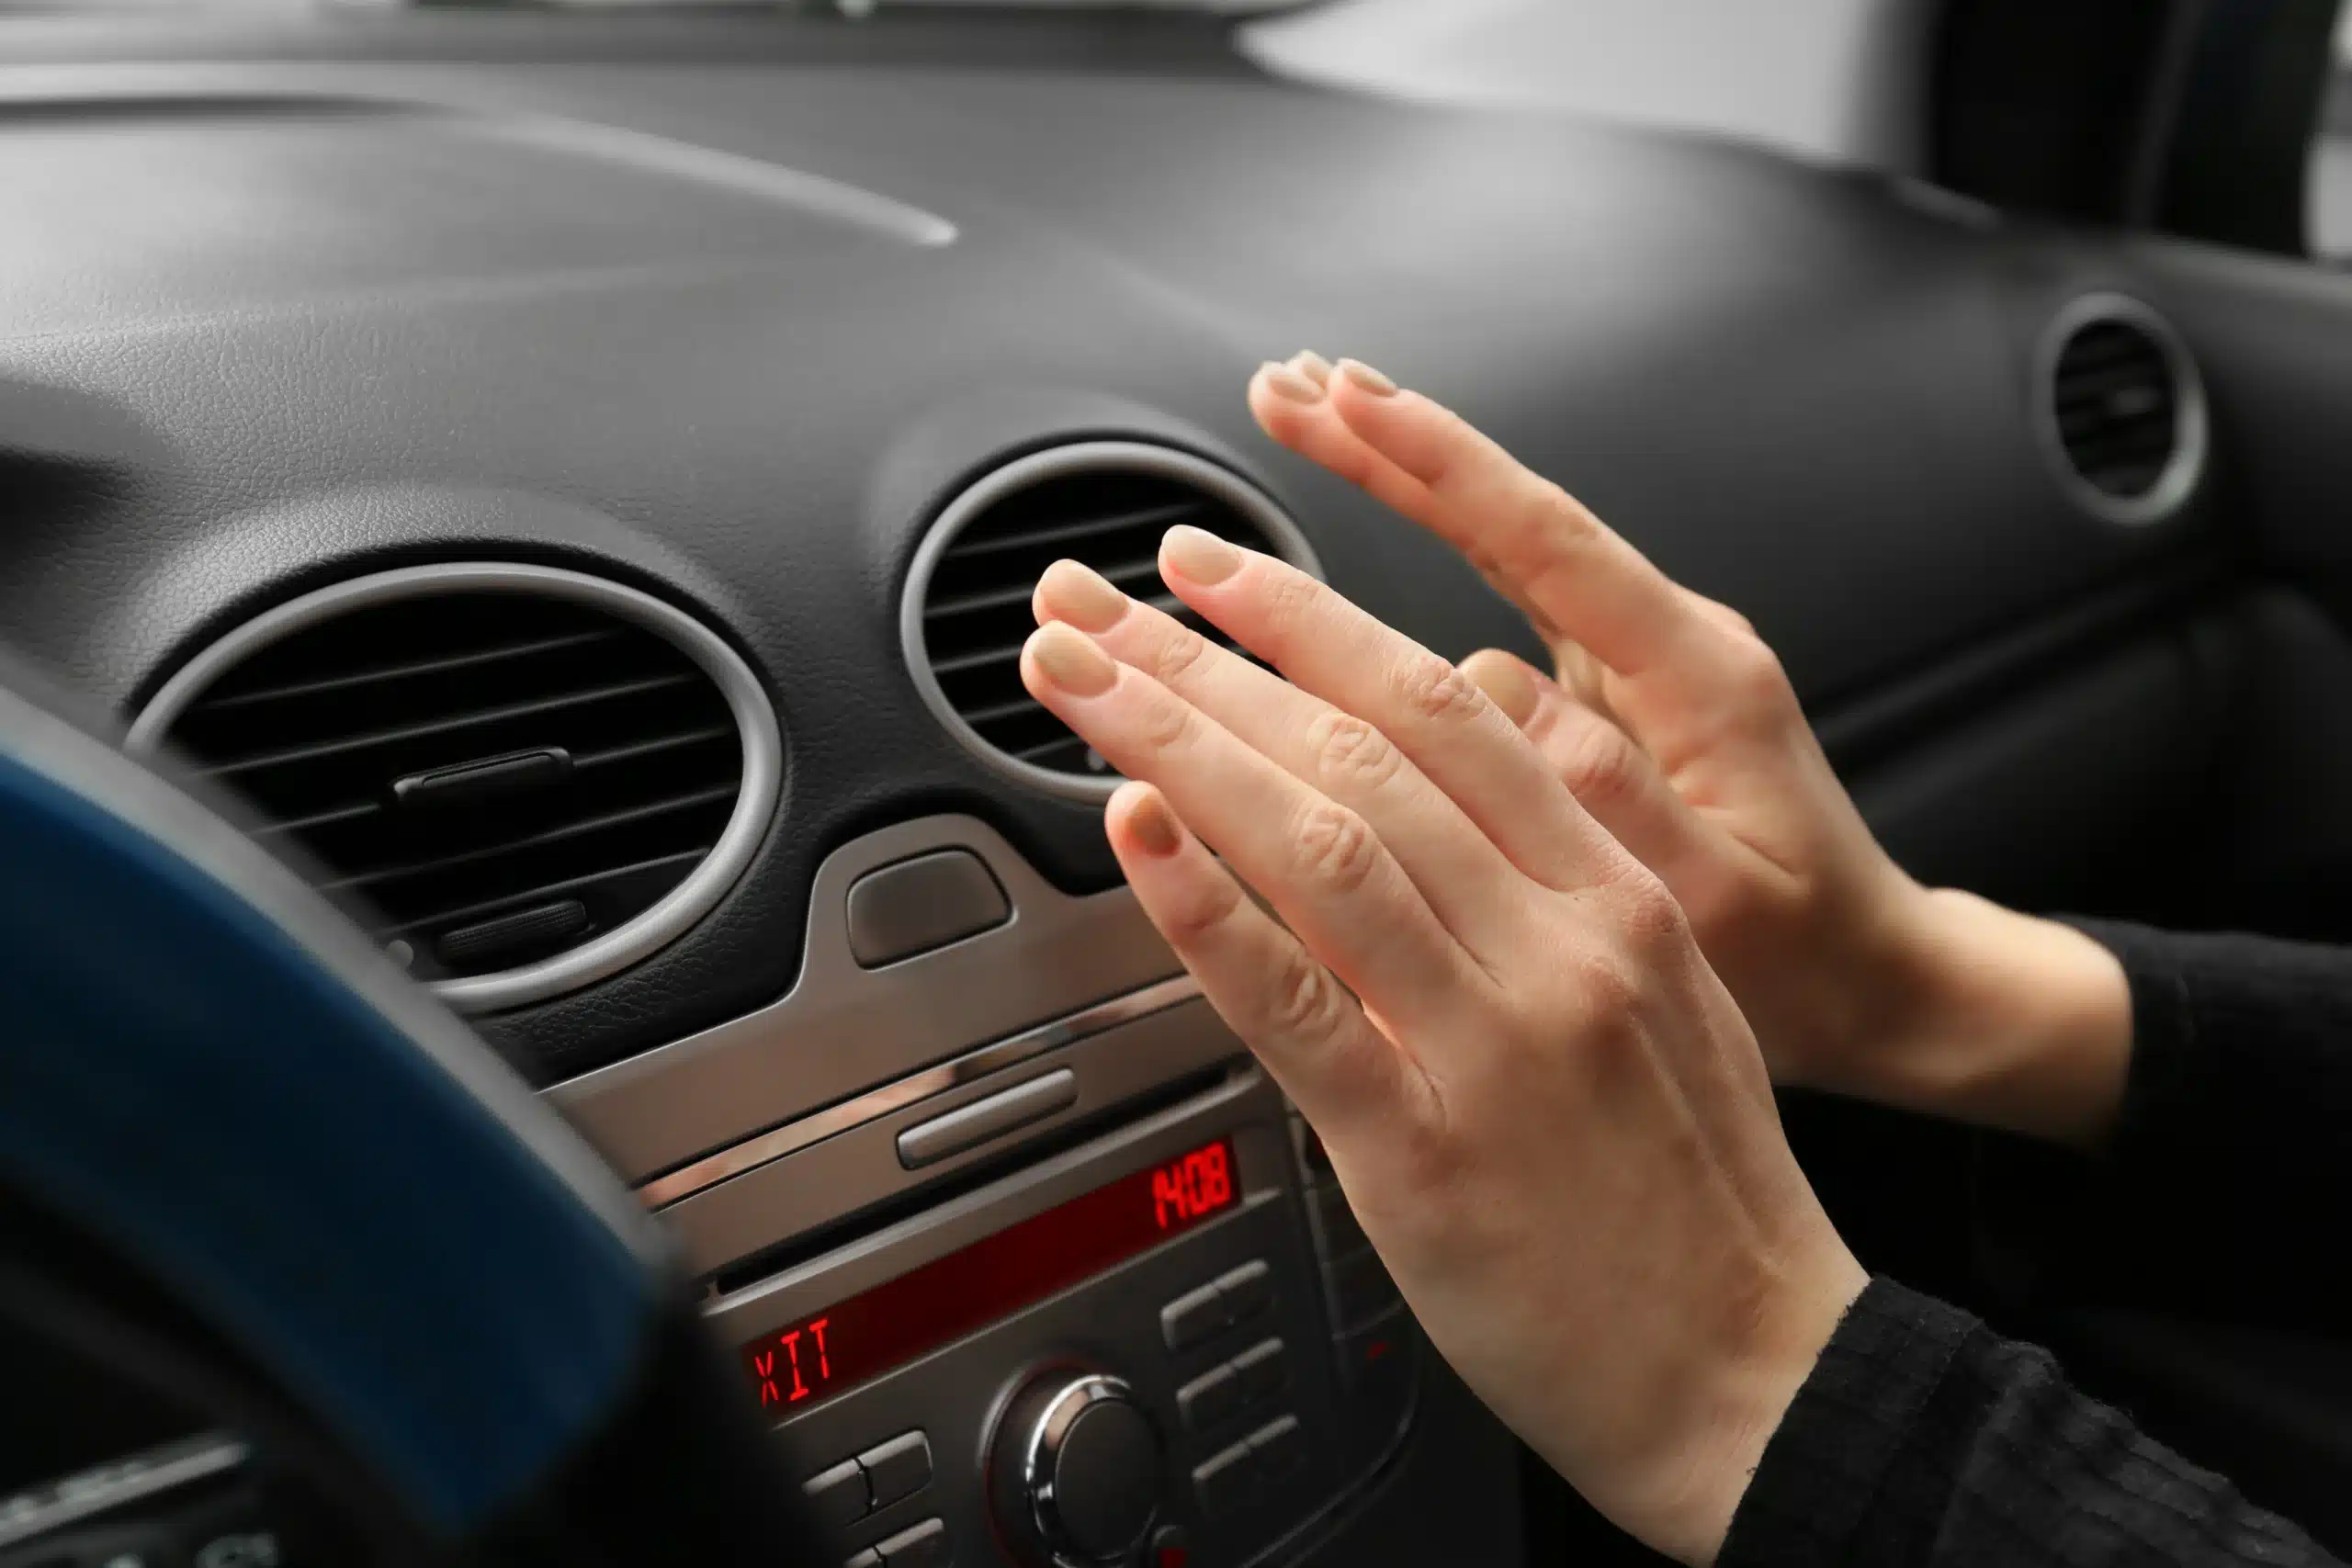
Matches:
[8,0,2352,1563]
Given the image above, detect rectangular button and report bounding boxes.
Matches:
[1160,1281,1233,1351]
[1304,1179,1369,1261]
[1228,1338,1289,1406]
[802,1458,871,1530]
[1246,1415,1306,1484]
[897,1069,1078,1169]
[1322,1246,1398,1331]
[1176,1364,1244,1433]
[856,1430,933,1510]
[844,1552,883,1568]
[1215,1260,1274,1324]
[1191,1439,1259,1518]
[847,850,1010,967]
[876,1517,949,1567]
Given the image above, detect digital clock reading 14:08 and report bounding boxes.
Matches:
[739,1135,1241,1416]
[1150,1140,1233,1229]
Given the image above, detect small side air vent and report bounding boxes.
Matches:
[902,442,1321,799]
[2038,295,2208,525]
[127,564,781,1011]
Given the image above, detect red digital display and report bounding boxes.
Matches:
[740,1137,1239,1415]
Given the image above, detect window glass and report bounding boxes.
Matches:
[2307,6,2352,255]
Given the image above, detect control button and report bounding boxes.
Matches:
[1322,1245,1399,1330]
[898,1069,1078,1170]
[1160,1281,1233,1350]
[1215,1260,1274,1324]
[1175,1364,1243,1433]
[1304,1179,1369,1260]
[1190,1439,1258,1519]
[857,1430,933,1509]
[846,850,1011,968]
[803,1458,872,1529]
[1246,1415,1306,1484]
[1148,1522,1193,1568]
[1229,1337,1289,1406]
[1333,1314,1414,1400]
[875,1517,950,1567]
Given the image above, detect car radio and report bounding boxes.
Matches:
[704,1078,1419,1568]
[557,817,1426,1567]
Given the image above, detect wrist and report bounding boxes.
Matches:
[1657,1242,1871,1566]
[1832,886,2134,1146]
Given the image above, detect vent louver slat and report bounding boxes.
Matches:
[132,566,780,1010]
[904,443,1318,798]
[2040,299,2206,525]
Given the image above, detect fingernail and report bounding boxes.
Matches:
[1290,350,1334,387]
[1161,525,1241,586]
[1337,358,1397,396]
[1462,650,1540,726]
[1125,786,1184,857]
[1258,360,1325,404]
[1038,558,1127,633]
[1027,622,1117,696]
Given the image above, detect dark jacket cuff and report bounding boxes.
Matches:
[1717,1277,1978,1568]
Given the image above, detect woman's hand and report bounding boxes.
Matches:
[1023,536,1866,1564]
[1246,353,2134,1148]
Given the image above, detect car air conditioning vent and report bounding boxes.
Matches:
[903,442,1321,799]
[2039,295,2208,525]
[128,564,781,1011]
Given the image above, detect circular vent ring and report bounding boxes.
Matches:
[2035,292,2210,526]
[126,562,783,1013]
[901,441,1324,803]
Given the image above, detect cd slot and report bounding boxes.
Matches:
[665,994,1250,1278]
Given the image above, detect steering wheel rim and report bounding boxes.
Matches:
[0,660,826,1562]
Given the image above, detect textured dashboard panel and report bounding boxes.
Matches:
[0,17,2222,1080]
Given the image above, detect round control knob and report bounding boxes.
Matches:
[989,1371,1163,1566]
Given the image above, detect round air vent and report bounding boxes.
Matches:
[2037,294,2209,525]
[127,563,781,1012]
[901,441,1322,800]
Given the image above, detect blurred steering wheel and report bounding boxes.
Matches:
[0,658,826,1565]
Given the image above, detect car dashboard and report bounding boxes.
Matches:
[0,7,2291,1564]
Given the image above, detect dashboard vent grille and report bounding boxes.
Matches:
[132,567,780,1010]
[2041,298,2206,525]
[905,444,1317,795]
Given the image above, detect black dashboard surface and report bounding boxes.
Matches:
[0,8,2224,1082]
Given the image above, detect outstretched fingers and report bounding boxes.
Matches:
[1103,782,1424,1143]
[1019,621,1484,1043]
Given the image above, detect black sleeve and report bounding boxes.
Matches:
[1971,920,2352,1329]
[1718,1278,2344,1568]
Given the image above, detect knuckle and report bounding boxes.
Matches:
[1552,721,1647,814]
[1615,872,1690,953]
[1291,801,1384,896]
[1261,569,1323,647]
[1163,870,1247,947]
[1393,654,1485,727]
[1136,692,1197,753]
[1265,951,1347,1043]
[1720,635,1795,714]
[1148,625,1215,689]
[1306,709,1404,792]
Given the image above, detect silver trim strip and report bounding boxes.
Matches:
[900,441,1325,804]
[0,1435,249,1551]
[637,973,1202,1209]
[125,561,785,1013]
[2033,292,2210,528]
